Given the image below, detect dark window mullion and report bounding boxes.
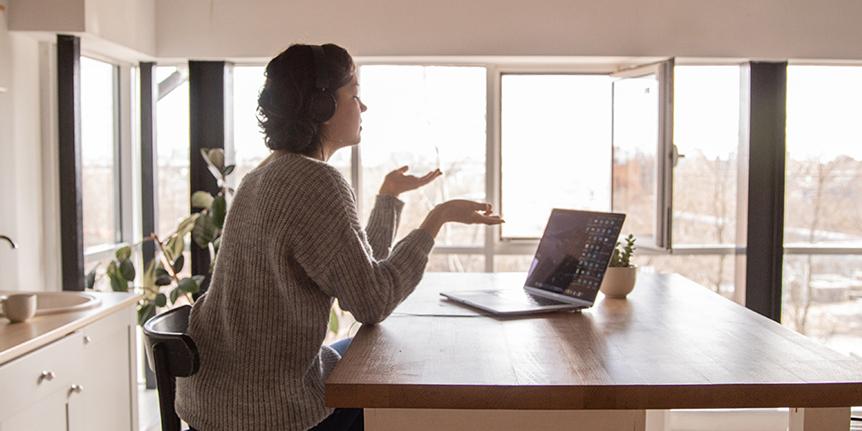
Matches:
[740,62,788,321]
[140,62,158,270]
[57,34,85,291]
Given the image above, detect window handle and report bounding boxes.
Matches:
[672,145,686,167]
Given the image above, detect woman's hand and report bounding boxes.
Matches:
[379,166,442,198]
[420,200,504,238]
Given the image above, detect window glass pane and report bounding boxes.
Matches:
[81,57,119,249]
[156,66,190,238]
[232,66,351,185]
[233,66,268,182]
[782,254,862,357]
[427,254,485,272]
[501,75,612,239]
[612,74,659,243]
[785,66,862,246]
[640,254,737,300]
[672,66,740,245]
[493,255,536,273]
[359,65,486,247]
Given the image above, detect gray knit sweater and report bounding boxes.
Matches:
[175,152,435,430]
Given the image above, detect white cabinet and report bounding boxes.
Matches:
[0,306,138,431]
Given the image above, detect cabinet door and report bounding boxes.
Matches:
[74,307,137,431]
[0,331,83,426]
[0,388,69,431]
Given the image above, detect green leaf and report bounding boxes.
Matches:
[169,287,182,303]
[155,266,170,279]
[106,261,118,277]
[178,277,199,294]
[176,213,200,236]
[191,191,214,209]
[173,254,185,274]
[155,293,167,308]
[328,308,339,334]
[141,260,158,298]
[155,274,173,286]
[108,271,127,292]
[211,195,227,229]
[85,268,97,290]
[137,303,156,326]
[115,245,132,262]
[202,148,225,180]
[120,259,136,281]
[192,213,218,249]
[222,164,235,176]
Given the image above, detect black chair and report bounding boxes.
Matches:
[143,305,199,431]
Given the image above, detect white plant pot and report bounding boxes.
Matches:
[600,266,637,298]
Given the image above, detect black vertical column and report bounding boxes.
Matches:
[57,35,84,292]
[140,62,158,268]
[741,62,787,321]
[188,61,233,277]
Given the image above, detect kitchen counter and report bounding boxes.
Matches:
[0,291,140,365]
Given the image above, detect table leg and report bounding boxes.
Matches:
[365,409,646,431]
[788,407,850,431]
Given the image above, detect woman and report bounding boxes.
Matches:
[175,43,503,431]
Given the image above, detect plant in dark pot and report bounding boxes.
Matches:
[85,148,233,325]
[600,234,637,299]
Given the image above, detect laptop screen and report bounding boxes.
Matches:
[524,209,626,302]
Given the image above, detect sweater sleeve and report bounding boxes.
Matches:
[287,168,435,324]
[365,194,404,260]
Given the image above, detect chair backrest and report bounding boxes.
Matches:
[143,305,199,431]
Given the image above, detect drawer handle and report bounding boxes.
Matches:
[69,384,84,395]
[83,335,92,344]
[39,370,56,383]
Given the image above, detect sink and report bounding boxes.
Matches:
[0,291,101,317]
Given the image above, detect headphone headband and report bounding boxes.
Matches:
[311,45,329,92]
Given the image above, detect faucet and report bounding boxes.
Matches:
[0,235,17,249]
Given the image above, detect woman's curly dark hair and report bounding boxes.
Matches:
[257,44,354,156]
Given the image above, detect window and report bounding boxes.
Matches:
[80,57,120,250]
[500,74,612,239]
[358,65,486,247]
[671,66,740,247]
[639,65,742,299]
[611,62,674,250]
[218,60,738,284]
[156,66,191,240]
[783,65,862,356]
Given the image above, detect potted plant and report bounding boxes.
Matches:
[600,234,637,298]
[85,148,234,325]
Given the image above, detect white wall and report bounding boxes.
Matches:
[0,0,55,291]
[9,0,155,57]
[84,0,155,57]
[155,0,862,60]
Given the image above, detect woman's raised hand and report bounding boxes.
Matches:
[379,166,442,197]
[420,200,504,238]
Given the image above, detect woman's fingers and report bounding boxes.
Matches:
[474,214,505,225]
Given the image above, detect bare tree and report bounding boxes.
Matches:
[797,160,835,333]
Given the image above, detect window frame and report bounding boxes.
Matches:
[225,59,862,276]
[782,62,862,259]
[80,52,139,263]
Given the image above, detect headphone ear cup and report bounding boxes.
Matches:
[309,91,337,123]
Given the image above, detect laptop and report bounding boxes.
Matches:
[440,209,626,316]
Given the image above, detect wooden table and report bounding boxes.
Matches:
[326,272,862,430]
